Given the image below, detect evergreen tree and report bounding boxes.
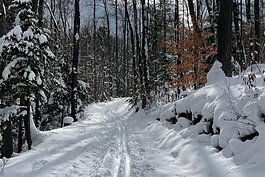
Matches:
[0,0,55,152]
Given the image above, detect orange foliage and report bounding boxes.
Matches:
[167,29,216,88]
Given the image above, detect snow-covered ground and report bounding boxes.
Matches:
[0,97,258,177]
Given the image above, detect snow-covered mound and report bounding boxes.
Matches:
[150,61,265,170]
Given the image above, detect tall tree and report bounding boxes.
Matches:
[93,0,98,100]
[141,0,148,108]
[124,0,137,95]
[174,0,179,42]
[233,1,244,70]
[246,0,251,22]
[115,0,119,96]
[217,0,233,76]
[71,0,80,121]
[0,0,6,37]
[103,0,111,98]
[38,0,44,27]
[187,0,200,34]
[254,0,260,62]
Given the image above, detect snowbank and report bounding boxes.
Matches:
[150,61,265,172]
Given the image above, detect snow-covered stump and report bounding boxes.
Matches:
[63,117,74,127]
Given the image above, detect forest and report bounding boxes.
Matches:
[0,0,264,166]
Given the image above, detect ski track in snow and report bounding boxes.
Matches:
[1,98,243,177]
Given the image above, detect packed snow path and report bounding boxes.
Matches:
[2,98,243,177]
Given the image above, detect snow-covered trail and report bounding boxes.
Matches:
[1,98,242,177]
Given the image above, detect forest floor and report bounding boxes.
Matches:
[1,98,247,177]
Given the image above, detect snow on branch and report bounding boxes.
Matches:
[0,105,20,123]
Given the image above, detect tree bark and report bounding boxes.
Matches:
[35,93,40,127]
[123,5,127,96]
[246,0,251,22]
[2,121,13,158]
[0,0,7,37]
[174,0,179,42]
[125,0,137,94]
[187,0,200,34]
[115,0,119,96]
[217,0,233,76]
[38,0,44,27]
[233,1,244,70]
[17,117,23,153]
[71,0,80,121]
[24,98,32,150]
[141,0,148,108]
[103,0,111,98]
[254,0,260,62]
[93,0,98,100]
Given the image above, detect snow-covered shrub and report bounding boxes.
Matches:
[169,60,263,152]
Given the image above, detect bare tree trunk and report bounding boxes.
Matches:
[17,117,23,153]
[125,0,137,94]
[174,0,179,42]
[205,0,215,35]
[0,0,7,37]
[217,0,233,76]
[25,98,32,150]
[254,0,260,62]
[132,0,146,107]
[123,6,127,96]
[182,1,185,40]
[93,0,98,101]
[71,0,80,121]
[103,0,111,98]
[141,0,148,108]
[1,121,13,158]
[233,1,244,70]
[187,0,200,34]
[246,0,251,22]
[38,0,44,27]
[34,0,44,128]
[35,93,40,127]
[115,0,119,96]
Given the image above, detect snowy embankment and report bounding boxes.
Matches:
[149,62,265,176]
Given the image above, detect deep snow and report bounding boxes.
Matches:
[0,98,256,177]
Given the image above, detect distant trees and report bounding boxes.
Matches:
[76,0,265,105]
